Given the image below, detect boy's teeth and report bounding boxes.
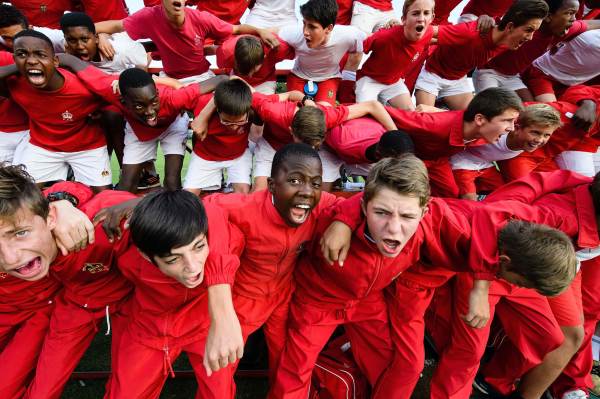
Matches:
[296,204,310,209]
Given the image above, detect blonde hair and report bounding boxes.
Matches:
[0,163,49,220]
[402,0,435,17]
[364,154,430,208]
[499,220,577,296]
[518,103,562,129]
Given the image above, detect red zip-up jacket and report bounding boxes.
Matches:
[116,202,242,351]
[294,195,471,308]
[49,190,137,309]
[203,190,345,298]
[558,85,600,152]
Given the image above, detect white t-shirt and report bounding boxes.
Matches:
[35,27,66,54]
[92,33,148,74]
[450,134,522,170]
[245,0,298,28]
[533,30,600,86]
[278,24,366,81]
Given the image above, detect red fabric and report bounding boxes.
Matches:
[432,0,463,25]
[325,117,385,164]
[403,43,431,93]
[78,0,128,22]
[43,180,94,207]
[386,108,487,159]
[337,79,356,103]
[269,293,393,399]
[6,68,106,152]
[216,34,294,87]
[358,24,434,84]
[0,51,28,133]
[123,6,233,79]
[115,202,240,351]
[196,0,248,24]
[486,21,588,76]
[252,93,349,150]
[498,152,558,181]
[425,20,509,80]
[560,84,600,105]
[106,325,235,399]
[355,0,392,12]
[452,166,505,196]
[0,305,54,399]
[371,279,437,399]
[461,0,514,18]
[521,65,566,97]
[76,65,206,141]
[548,272,583,327]
[192,95,252,161]
[336,0,353,25]
[48,190,136,309]
[286,75,341,106]
[9,0,72,29]
[204,190,342,298]
[434,273,563,398]
[424,158,460,198]
[24,294,130,399]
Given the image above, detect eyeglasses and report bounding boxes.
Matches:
[218,112,249,127]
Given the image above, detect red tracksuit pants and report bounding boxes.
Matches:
[234,284,293,379]
[268,292,394,399]
[483,257,600,397]
[24,294,131,399]
[0,304,54,399]
[431,274,563,399]
[105,326,235,399]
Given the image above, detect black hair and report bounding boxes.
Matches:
[214,79,252,116]
[271,143,322,178]
[129,190,208,260]
[372,130,415,160]
[60,12,96,34]
[300,0,338,28]
[464,87,523,122]
[0,4,28,29]
[13,29,54,53]
[498,0,549,30]
[544,0,574,14]
[118,67,156,97]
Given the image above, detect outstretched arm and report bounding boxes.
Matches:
[57,53,92,73]
[0,63,18,97]
[347,100,397,131]
[233,24,279,49]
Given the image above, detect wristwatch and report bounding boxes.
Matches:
[46,191,79,207]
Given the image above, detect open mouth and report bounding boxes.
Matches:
[145,114,158,126]
[78,52,90,61]
[381,239,401,255]
[26,69,45,86]
[184,271,203,287]
[415,24,424,33]
[172,1,182,10]
[289,204,311,224]
[13,257,43,278]
[526,142,541,151]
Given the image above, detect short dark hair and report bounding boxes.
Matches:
[214,79,252,116]
[499,220,577,296]
[498,0,549,30]
[376,130,415,158]
[0,4,28,29]
[300,0,338,28]
[271,143,322,178]
[13,29,54,53]
[464,87,523,122]
[234,36,264,76]
[0,163,49,220]
[118,67,155,97]
[129,190,209,260]
[291,106,326,147]
[60,12,96,34]
[544,0,570,15]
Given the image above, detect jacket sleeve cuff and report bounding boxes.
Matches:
[43,182,94,208]
[473,271,497,281]
[204,253,240,286]
[330,192,363,231]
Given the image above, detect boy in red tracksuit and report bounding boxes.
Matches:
[106,190,243,399]
[462,171,600,399]
[202,143,350,380]
[386,87,523,197]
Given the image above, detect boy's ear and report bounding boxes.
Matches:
[498,253,511,268]
[474,113,487,127]
[46,205,58,230]
[324,24,334,34]
[53,55,59,69]
[267,177,274,194]
[360,198,367,216]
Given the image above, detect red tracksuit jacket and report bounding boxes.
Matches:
[294,195,472,308]
[203,190,344,299]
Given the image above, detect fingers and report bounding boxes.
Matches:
[92,210,107,226]
[84,217,95,245]
[338,244,349,267]
[203,356,213,377]
[57,242,68,257]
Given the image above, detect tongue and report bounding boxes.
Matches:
[28,74,45,85]
[16,258,40,275]
[291,207,307,221]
